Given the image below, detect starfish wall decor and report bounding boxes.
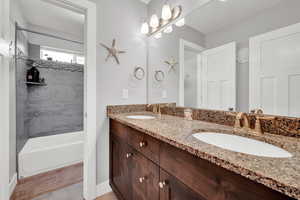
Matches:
[164,57,178,73]
[100,39,126,64]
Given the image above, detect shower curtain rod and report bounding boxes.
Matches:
[16,25,84,45]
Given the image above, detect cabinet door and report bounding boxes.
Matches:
[159,169,206,200]
[111,138,132,199]
[131,152,159,200]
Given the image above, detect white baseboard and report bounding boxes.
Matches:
[9,173,17,197]
[96,180,111,197]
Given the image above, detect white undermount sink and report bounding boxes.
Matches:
[126,115,156,120]
[193,132,292,158]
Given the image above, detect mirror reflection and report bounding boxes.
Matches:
[147,0,300,117]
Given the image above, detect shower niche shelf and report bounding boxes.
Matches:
[25,82,47,86]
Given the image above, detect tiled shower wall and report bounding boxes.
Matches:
[25,60,84,138]
[16,42,84,153]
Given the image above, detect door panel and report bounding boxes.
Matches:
[111,138,131,199]
[131,152,159,200]
[250,23,300,117]
[202,42,236,111]
[159,169,206,200]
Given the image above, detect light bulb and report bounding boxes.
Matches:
[150,14,159,28]
[162,4,172,20]
[141,22,149,34]
[175,18,185,27]
[172,6,181,19]
[163,25,173,34]
[154,32,162,39]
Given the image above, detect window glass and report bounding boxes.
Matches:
[76,56,85,65]
[40,48,84,65]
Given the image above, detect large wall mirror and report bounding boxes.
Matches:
[147,0,300,118]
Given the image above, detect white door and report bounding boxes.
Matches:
[201,42,236,111]
[250,23,300,117]
[0,0,11,199]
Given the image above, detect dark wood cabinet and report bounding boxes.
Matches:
[159,169,206,200]
[131,151,159,200]
[110,137,131,200]
[109,119,295,200]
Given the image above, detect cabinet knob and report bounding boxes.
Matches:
[159,181,167,189]
[139,176,147,183]
[126,153,133,158]
[139,141,147,148]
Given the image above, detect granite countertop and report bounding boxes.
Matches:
[108,112,300,200]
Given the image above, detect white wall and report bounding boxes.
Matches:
[93,0,148,184]
[146,0,209,104]
[148,26,205,104]
[184,50,198,107]
[205,0,300,112]
[27,23,84,54]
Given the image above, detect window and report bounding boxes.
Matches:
[76,56,85,65]
[40,47,85,64]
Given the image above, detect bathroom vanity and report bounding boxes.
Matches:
[108,106,299,200]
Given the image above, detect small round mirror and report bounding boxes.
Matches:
[133,66,145,80]
[154,70,165,82]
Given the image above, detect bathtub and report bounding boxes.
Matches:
[18,132,84,178]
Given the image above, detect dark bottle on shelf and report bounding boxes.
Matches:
[26,66,40,83]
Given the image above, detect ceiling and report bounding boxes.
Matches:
[19,0,85,37]
[186,0,284,34]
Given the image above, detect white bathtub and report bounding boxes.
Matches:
[18,132,84,178]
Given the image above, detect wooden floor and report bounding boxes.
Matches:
[96,192,118,200]
[11,163,83,200]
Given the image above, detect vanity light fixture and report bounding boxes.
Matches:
[175,18,185,27]
[162,3,172,21]
[163,25,173,34]
[141,22,149,34]
[150,14,160,29]
[154,32,162,39]
[141,5,182,37]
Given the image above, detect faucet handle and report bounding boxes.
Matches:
[251,109,263,114]
[252,115,275,135]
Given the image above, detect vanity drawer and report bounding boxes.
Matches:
[110,119,128,141]
[159,142,293,200]
[127,127,160,164]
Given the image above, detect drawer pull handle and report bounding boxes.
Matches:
[139,141,147,148]
[139,176,147,183]
[126,153,133,158]
[159,181,167,189]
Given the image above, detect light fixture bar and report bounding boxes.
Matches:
[148,5,182,37]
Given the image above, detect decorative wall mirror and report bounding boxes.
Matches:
[154,70,165,82]
[133,66,145,80]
